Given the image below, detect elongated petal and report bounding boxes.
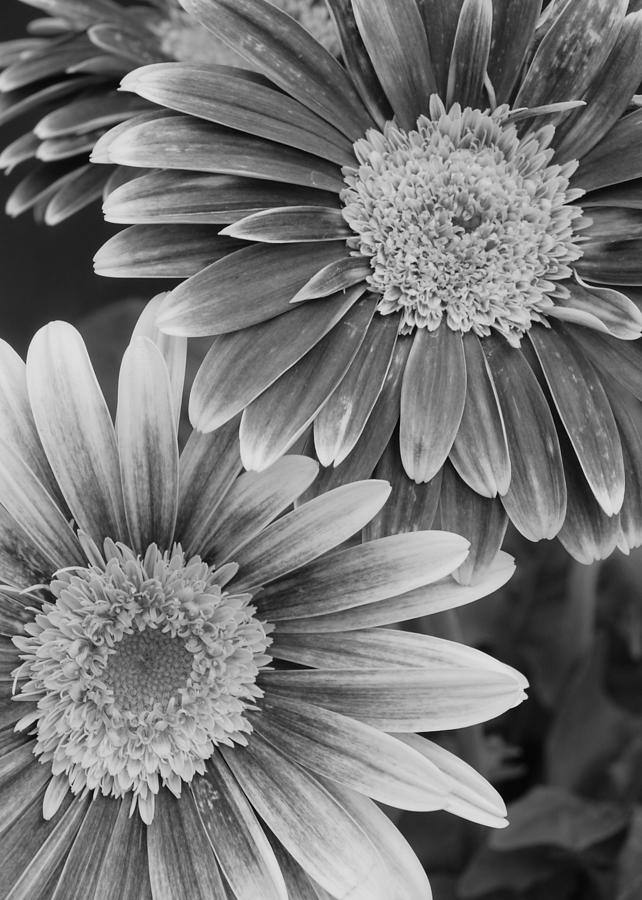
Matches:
[35,91,148,139]
[577,239,642,286]
[581,208,642,244]
[133,295,187,429]
[549,275,642,340]
[239,296,375,470]
[202,456,319,563]
[117,338,178,552]
[400,325,467,483]
[252,695,448,809]
[94,225,237,279]
[530,324,624,516]
[237,551,515,632]
[352,0,436,130]
[257,530,468,620]
[569,326,642,401]
[314,313,398,466]
[193,757,287,900]
[92,799,152,900]
[449,333,510,498]
[158,242,348,337]
[290,256,370,303]
[147,790,226,899]
[446,0,492,108]
[515,0,626,111]
[180,0,371,139]
[439,464,508,585]
[231,479,391,590]
[121,63,354,166]
[397,734,508,828]
[94,114,343,192]
[554,11,642,162]
[318,782,433,900]
[487,0,541,103]
[483,336,566,540]
[220,732,391,900]
[190,289,359,432]
[574,108,642,193]
[261,667,526,731]
[222,206,350,243]
[26,322,128,546]
[104,170,338,225]
[606,386,642,553]
[44,164,109,226]
[177,421,242,556]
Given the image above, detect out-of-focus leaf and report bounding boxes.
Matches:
[617,806,642,899]
[458,845,570,898]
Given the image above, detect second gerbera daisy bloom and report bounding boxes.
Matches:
[93,0,642,577]
[0,300,525,898]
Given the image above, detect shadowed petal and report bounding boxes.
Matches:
[574,108,642,193]
[483,335,566,540]
[133,294,187,430]
[352,0,437,130]
[605,386,642,553]
[222,206,350,242]
[26,322,128,546]
[117,338,179,553]
[530,324,624,516]
[147,790,226,899]
[400,325,467,484]
[549,275,642,340]
[446,0,492,108]
[487,0,541,103]
[577,239,642,286]
[193,756,288,900]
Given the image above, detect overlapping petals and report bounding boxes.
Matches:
[0,300,526,898]
[93,0,642,576]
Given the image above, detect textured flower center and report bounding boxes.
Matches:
[341,96,587,345]
[13,542,272,823]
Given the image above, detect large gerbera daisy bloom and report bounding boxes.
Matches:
[93,0,642,577]
[0,302,525,898]
[0,0,334,224]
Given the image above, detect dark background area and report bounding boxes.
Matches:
[0,2,157,353]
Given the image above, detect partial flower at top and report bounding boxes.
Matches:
[0,0,335,224]
[0,297,525,898]
[93,0,642,579]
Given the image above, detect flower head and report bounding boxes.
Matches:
[94,0,642,575]
[0,0,334,223]
[0,299,525,897]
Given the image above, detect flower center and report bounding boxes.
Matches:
[340,96,587,346]
[13,542,272,823]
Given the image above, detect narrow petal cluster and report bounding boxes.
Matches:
[0,301,526,898]
[92,0,642,574]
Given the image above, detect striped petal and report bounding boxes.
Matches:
[487,0,541,104]
[147,790,226,899]
[121,63,354,165]
[606,387,642,553]
[273,550,515,633]
[313,312,398,466]
[158,242,349,337]
[548,275,642,340]
[239,296,375,470]
[44,164,109,226]
[252,695,449,809]
[439,464,508,585]
[177,421,243,556]
[201,456,319,564]
[449,333,511,498]
[261,666,526,731]
[26,322,128,546]
[446,0,493,108]
[569,326,642,401]
[132,295,187,429]
[94,114,343,192]
[351,0,437,130]
[574,108,642,193]
[400,325,467,483]
[290,256,370,303]
[220,732,392,900]
[94,225,237,279]
[230,479,391,590]
[180,0,372,140]
[577,239,642,286]
[193,757,288,900]
[256,530,468,621]
[116,338,179,553]
[483,336,566,540]
[530,324,624,516]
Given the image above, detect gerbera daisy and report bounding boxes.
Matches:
[0,300,526,898]
[0,0,334,224]
[93,0,642,578]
